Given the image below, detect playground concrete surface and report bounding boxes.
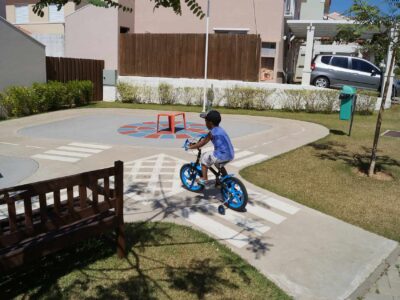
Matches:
[0,108,398,300]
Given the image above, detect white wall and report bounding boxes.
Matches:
[0,17,46,91]
[32,34,64,57]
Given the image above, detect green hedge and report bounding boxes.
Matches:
[0,80,93,119]
[115,81,377,114]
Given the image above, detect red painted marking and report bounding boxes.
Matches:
[145,133,161,139]
[137,126,155,130]
[120,130,137,135]
[143,122,156,124]
[121,125,137,129]
[188,128,208,133]
[191,123,205,126]
[176,134,191,139]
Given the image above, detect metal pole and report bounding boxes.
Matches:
[202,0,210,112]
[348,95,357,136]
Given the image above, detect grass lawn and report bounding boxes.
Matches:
[1,222,290,300]
[88,102,400,242]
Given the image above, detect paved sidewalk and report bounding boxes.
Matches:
[0,108,399,299]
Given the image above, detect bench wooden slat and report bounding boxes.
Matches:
[0,167,116,204]
[53,190,61,214]
[38,194,47,224]
[79,185,87,209]
[23,196,33,230]
[0,199,116,247]
[67,187,74,213]
[6,193,17,232]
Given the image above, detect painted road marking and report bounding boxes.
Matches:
[57,146,103,153]
[0,142,18,146]
[246,203,286,224]
[32,154,80,163]
[206,203,270,235]
[234,151,253,159]
[181,208,249,248]
[69,142,112,150]
[231,154,268,168]
[260,197,300,215]
[45,150,92,158]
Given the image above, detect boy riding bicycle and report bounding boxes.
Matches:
[188,110,235,186]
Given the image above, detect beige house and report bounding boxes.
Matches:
[135,0,285,83]
[65,1,134,70]
[65,0,286,83]
[5,0,76,34]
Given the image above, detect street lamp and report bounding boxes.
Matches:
[202,0,210,112]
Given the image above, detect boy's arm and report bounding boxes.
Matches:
[189,133,211,149]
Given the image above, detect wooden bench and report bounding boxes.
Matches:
[0,161,125,272]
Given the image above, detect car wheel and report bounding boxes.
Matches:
[314,76,330,88]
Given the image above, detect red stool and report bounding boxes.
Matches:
[157,112,187,134]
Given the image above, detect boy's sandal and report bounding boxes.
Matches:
[196,178,207,186]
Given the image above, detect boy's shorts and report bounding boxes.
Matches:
[201,151,230,168]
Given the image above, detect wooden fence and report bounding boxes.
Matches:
[46,57,104,101]
[119,34,261,82]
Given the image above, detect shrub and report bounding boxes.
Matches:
[281,90,308,112]
[356,93,377,115]
[117,82,141,103]
[3,86,39,117]
[33,81,67,111]
[224,86,274,110]
[0,93,8,120]
[305,90,339,113]
[158,82,175,105]
[139,85,155,103]
[66,80,93,107]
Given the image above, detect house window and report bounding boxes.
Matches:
[213,28,249,34]
[261,42,276,57]
[49,4,64,22]
[120,26,130,33]
[15,4,29,24]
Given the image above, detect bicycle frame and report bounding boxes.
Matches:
[192,148,229,186]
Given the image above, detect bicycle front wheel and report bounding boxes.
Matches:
[180,164,204,192]
[221,177,248,211]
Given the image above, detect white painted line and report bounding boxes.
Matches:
[208,204,270,235]
[69,142,111,150]
[234,151,253,159]
[231,154,268,168]
[381,130,390,137]
[45,150,92,158]
[181,209,249,248]
[26,145,43,149]
[246,203,286,224]
[259,197,300,215]
[32,154,80,163]
[58,146,102,153]
[0,142,18,146]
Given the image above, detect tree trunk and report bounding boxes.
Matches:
[368,46,397,176]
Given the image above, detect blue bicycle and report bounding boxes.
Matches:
[180,137,248,215]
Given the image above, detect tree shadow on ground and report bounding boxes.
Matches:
[308,141,400,174]
[1,222,253,299]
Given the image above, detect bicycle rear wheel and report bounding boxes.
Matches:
[220,177,248,211]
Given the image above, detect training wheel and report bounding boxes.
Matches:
[218,205,225,215]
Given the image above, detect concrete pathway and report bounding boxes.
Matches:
[0,108,399,300]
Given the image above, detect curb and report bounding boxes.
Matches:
[347,244,400,300]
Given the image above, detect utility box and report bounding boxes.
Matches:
[339,85,357,120]
[103,69,117,86]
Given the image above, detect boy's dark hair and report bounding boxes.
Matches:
[204,110,221,126]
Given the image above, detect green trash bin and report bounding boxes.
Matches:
[339,85,357,120]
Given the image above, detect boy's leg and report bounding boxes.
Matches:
[201,164,208,181]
